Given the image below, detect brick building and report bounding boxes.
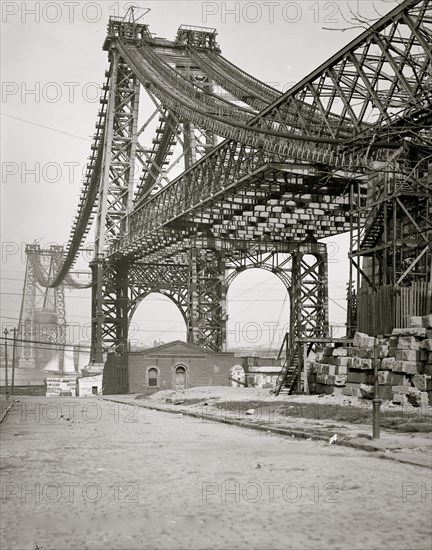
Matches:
[128,341,242,395]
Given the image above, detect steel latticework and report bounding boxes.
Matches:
[29,0,431,392]
[18,245,91,371]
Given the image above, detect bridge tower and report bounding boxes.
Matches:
[18,245,67,371]
[89,18,331,365]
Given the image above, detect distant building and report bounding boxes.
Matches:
[126,340,241,396]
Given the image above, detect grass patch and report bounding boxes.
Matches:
[214,400,432,433]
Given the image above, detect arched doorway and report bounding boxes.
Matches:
[175,365,187,390]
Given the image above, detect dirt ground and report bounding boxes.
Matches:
[1,396,431,550]
[145,385,432,412]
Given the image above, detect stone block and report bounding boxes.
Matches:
[347,371,374,384]
[390,373,411,386]
[392,393,408,405]
[332,356,351,367]
[378,370,391,385]
[419,339,432,351]
[391,385,411,395]
[315,383,334,395]
[333,347,348,357]
[342,384,360,397]
[389,336,398,349]
[336,366,348,375]
[360,384,373,399]
[392,361,418,375]
[353,332,375,348]
[358,348,374,359]
[424,364,432,376]
[351,357,372,370]
[407,388,424,408]
[397,336,421,350]
[409,316,423,328]
[392,327,427,337]
[334,375,347,387]
[381,357,396,371]
[375,345,389,359]
[417,363,425,375]
[420,349,429,362]
[395,349,420,362]
[322,364,338,375]
[378,385,393,400]
[312,363,322,374]
[422,314,432,329]
[412,374,432,391]
[316,373,336,385]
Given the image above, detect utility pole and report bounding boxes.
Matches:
[372,336,382,439]
[3,329,9,400]
[11,328,17,396]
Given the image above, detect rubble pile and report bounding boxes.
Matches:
[308,314,432,406]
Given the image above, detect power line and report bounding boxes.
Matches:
[1,112,90,142]
[0,335,91,351]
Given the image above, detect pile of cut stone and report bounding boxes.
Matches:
[308,314,432,406]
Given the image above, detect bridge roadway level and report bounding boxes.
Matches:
[1,397,431,550]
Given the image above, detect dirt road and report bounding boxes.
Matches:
[1,397,431,550]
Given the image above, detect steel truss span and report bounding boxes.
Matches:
[29,0,431,391]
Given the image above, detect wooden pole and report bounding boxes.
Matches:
[11,328,16,396]
[3,329,9,399]
[303,343,309,394]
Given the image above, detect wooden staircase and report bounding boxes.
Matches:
[275,348,300,395]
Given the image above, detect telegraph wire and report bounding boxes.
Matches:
[0,113,90,142]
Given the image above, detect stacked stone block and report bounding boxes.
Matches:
[307,314,432,406]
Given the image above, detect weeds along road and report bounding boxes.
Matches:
[1,397,431,550]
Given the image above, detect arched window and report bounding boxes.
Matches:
[148,367,159,387]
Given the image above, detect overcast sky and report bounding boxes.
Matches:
[1,0,400,349]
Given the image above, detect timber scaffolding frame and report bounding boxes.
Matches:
[27,1,432,394]
[348,152,432,337]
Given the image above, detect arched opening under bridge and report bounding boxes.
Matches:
[129,291,187,349]
[226,268,290,353]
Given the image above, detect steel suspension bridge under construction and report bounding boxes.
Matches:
[18,0,432,394]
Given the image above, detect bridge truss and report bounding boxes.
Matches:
[29,0,431,390]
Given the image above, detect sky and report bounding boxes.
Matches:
[1,0,401,350]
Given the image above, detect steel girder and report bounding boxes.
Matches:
[291,241,329,343]
[187,247,227,351]
[128,263,189,324]
[91,260,129,361]
[94,50,140,255]
[90,238,328,355]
